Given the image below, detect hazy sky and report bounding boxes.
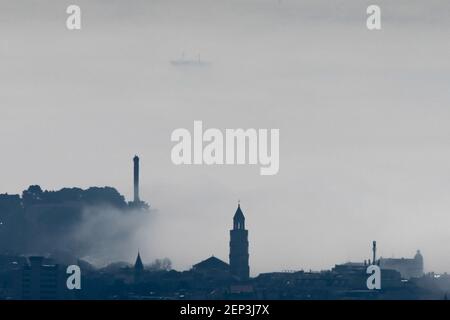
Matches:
[1,0,450,275]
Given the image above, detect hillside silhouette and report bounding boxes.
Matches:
[0,185,148,259]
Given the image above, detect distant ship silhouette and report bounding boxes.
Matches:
[170,52,210,67]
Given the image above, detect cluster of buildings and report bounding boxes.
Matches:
[1,201,431,300]
[124,204,431,300]
[0,255,80,300]
[379,251,424,279]
[0,156,445,300]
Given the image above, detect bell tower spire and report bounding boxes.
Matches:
[233,202,245,230]
[229,202,250,280]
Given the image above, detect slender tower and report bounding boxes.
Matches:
[372,241,377,265]
[229,203,250,280]
[134,251,144,282]
[133,155,140,203]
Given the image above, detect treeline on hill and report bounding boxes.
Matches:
[0,185,131,255]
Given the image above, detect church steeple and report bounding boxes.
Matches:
[229,202,250,281]
[134,251,144,271]
[233,203,245,230]
[134,251,144,283]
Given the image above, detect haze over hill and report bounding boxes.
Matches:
[0,185,151,266]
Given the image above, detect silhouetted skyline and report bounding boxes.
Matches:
[2,0,450,275]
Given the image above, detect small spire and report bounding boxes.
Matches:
[134,251,144,271]
[233,201,245,229]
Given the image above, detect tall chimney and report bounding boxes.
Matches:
[133,155,140,203]
[372,241,377,265]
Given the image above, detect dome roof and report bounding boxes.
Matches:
[414,250,423,260]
